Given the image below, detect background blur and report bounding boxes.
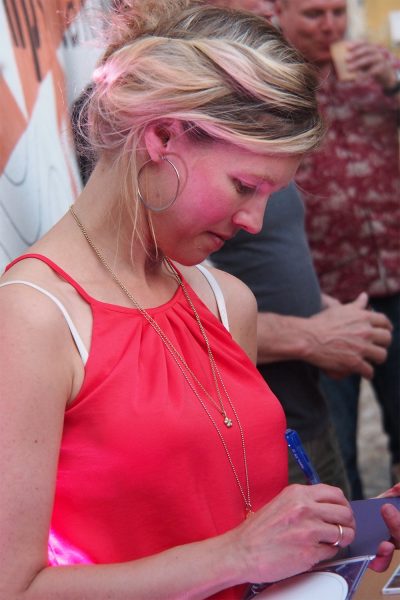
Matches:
[359,381,391,498]
[0,0,103,271]
[349,0,400,55]
[365,0,400,55]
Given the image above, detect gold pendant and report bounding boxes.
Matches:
[224,415,233,428]
[245,507,254,519]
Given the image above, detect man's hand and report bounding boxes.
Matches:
[306,292,392,379]
[369,484,400,572]
[346,41,399,93]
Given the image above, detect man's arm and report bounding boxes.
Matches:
[257,292,392,379]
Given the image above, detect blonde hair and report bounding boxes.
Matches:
[85,0,323,249]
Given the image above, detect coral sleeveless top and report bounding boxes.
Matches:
[6,254,287,599]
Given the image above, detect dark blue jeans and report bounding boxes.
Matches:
[320,292,400,500]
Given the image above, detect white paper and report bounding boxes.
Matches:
[255,571,348,600]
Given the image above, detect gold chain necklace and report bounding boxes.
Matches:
[69,205,253,515]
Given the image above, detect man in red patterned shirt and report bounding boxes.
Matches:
[276,0,400,499]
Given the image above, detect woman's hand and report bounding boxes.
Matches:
[227,483,355,584]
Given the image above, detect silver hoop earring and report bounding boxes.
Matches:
[137,156,180,213]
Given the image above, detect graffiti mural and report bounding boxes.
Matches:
[0,0,104,271]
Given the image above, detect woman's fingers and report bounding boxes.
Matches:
[316,522,355,549]
[230,484,356,583]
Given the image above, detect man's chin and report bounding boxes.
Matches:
[310,54,335,69]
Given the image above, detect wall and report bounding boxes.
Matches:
[352,0,400,55]
[0,0,104,272]
[364,0,400,49]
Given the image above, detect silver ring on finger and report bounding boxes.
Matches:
[332,523,344,547]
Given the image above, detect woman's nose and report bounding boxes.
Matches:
[232,196,268,234]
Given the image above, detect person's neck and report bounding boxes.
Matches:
[299,54,334,82]
[73,160,159,279]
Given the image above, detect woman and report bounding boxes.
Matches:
[0,1,396,598]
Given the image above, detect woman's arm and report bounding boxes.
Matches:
[0,283,239,599]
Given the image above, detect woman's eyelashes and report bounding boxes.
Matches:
[233,179,258,196]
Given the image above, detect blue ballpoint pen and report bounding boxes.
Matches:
[285,428,321,485]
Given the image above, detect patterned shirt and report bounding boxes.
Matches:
[296,66,400,302]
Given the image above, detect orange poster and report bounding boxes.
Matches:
[0,0,102,269]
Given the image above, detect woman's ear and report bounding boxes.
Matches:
[143,120,185,162]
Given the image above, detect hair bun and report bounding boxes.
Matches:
[103,0,198,59]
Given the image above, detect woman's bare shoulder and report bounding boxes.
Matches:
[179,263,258,362]
[179,262,254,302]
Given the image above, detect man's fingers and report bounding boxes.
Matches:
[369,312,393,331]
[363,343,388,365]
[369,541,395,572]
[357,360,374,380]
[381,504,400,549]
[353,292,369,308]
[370,328,392,348]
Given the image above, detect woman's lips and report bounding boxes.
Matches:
[208,231,233,250]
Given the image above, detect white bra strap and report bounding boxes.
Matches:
[0,280,89,364]
[195,264,230,331]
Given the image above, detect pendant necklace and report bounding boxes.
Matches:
[69,205,253,516]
